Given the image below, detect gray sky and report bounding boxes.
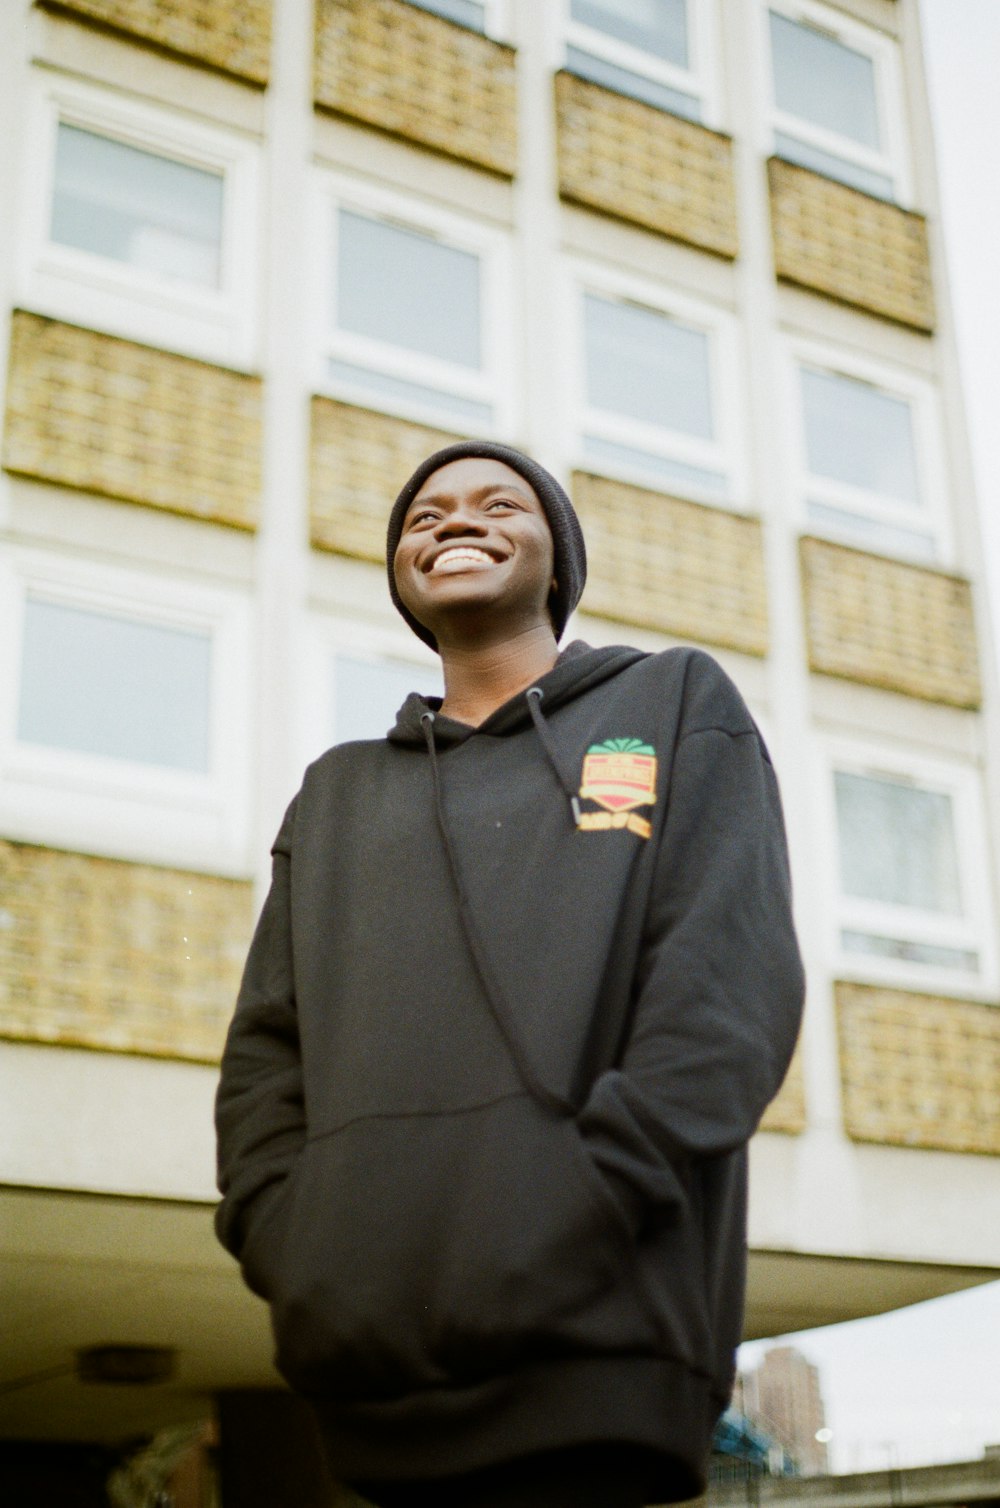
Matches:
[920,0,1000,624]
[739,1,1000,1473]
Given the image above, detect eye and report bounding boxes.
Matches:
[406,508,440,528]
[486,496,521,511]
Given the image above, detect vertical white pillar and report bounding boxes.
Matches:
[723,1,863,1247]
[252,0,316,895]
[511,0,568,478]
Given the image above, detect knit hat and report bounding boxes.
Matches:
[386,440,587,652]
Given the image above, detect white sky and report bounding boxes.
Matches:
[739,1,1000,1474]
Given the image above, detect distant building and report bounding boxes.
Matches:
[737,1347,829,1475]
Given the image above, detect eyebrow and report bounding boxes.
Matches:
[407,480,537,512]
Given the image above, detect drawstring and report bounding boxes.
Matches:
[420,709,575,1117]
[526,687,582,828]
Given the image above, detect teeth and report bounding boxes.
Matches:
[431,547,494,573]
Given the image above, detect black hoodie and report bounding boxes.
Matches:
[215,643,805,1500]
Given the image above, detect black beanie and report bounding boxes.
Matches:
[386,440,587,652]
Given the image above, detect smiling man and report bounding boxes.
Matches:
[214,440,805,1508]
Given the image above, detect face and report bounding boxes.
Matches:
[393,457,556,647]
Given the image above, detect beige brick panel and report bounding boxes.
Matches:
[768,157,935,332]
[759,1044,807,1135]
[36,0,272,86]
[315,0,517,178]
[311,397,462,562]
[555,72,738,259]
[3,311,262,530]
[0,841,254,1064]
[574,471,768,656]
[837,981,1000,1156]
[800,536,981,708]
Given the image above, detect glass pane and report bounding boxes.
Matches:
[18,599,211,772]
[770,12,880,150]
[333,655,443,744]
[842,930,978,972]
[774,130,894,199]
[584,294,713,439]
[51,123,223,288]
[835,772,962,915]
[565,46,700,120]
[337,210,481,369]
[805,501,935,562]
[802,369,919,503]
[328,359,492,427]
[571,0,688,67]
[582,434,725,498]
[405,0,485,28]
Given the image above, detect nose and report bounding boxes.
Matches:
[433,501,487,539]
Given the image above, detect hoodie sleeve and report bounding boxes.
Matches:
[214,797,306,1260]
[577,662,806,1232]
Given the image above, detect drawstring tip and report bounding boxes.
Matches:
[571,795,582,827]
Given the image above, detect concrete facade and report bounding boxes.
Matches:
[1,0,998,1485]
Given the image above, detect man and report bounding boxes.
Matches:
[215,440,805,1507]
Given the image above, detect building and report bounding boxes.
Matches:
[1,0,999,1501]
[709,1450,1000,1508]
[737,1346,830,1475]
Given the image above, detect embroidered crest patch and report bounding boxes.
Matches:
[578,738,657,839]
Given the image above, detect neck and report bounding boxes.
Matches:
[437,624,559,726]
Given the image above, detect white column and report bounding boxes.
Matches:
[723,2,864,1252]
[252,0,317,894]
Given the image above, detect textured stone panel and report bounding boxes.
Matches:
[314,0,517,177]
[555,71,738,258]
[759,1045,807,1135]
[768,157,934,331]
[800,536,981,708]
[0,841,254,1063]
[2,312,262,530]
[311,397,461,562]
[36,0,271,86]
[574,471,768,656]
[837,981,1000,1155]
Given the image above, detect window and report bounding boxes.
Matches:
[767,3,906,200]
[1,554,252,871]
[18,598,212,772]
[24,76,258,365]
[332,653,443,744]
[574,276,740,502]
[828,751,995,990]
[405,0,487,30]
[320,183,511,432]
[51,123,224,290]
[565,0,716,122]
[791,347,947,562]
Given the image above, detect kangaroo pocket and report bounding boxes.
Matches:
[267,1093,651,1400]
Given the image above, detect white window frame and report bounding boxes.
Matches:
[819,739,998,998]
[300,614,444,768]
[565,258,747,508]
[785,338,952,565]
[403,0,508,38]
[560,0,722,127]
[0,549,253,874]
[19,72,259,367]
[310,172,515,437]
[764,0,911,204]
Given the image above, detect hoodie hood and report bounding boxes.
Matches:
[387,641,648,748]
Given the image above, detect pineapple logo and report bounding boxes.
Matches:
[578,738,657,839]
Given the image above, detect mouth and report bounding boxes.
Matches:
[428,546,500,575]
